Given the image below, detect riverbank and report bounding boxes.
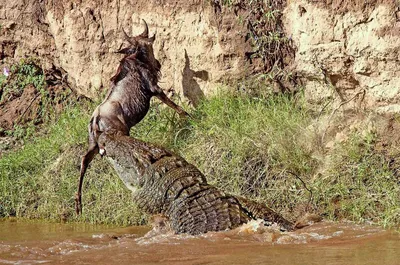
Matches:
[1,90,399,228]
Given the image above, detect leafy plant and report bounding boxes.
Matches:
[0,59,74,140]
[214,0,295,83]
[0,58,45,103]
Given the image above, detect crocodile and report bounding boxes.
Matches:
[97,132,295,235]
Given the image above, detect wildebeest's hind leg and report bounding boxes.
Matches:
[76,143,99,214]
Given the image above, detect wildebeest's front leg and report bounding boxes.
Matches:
[153,85,189,117]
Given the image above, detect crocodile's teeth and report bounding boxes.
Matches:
[99,148,105,156]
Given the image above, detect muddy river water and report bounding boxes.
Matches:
[0,219,399,265]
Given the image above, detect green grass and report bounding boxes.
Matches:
[1,89,399,228]
[0,102,146,226]
[175,92,317,214]
[313,133,400,226]
[133,91,318,217]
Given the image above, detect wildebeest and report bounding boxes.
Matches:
[75,20,189,214]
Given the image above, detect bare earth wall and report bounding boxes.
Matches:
[285,0,400,114]
[0,0,399,113]
[1,0,252,106]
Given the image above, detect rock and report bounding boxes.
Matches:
[284,1,400,113]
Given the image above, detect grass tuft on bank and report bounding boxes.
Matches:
[174,92,317,215]
[0,90,399,228]
[0,102,146,226]
[313,132,400,226]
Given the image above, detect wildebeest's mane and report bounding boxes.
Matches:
[110,61,128,84]
[110,49,161,85]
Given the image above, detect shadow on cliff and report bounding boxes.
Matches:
[181,49,208,107]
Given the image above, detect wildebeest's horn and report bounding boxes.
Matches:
[122,28,134,44]
[148,29,156,43]
[139,19,149,38]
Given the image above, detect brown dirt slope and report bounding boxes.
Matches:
[308,0,398,13]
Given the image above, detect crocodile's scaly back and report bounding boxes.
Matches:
[152,156,251,234]
[99,133,294,234]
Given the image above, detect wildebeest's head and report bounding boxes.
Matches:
[117,20,161,73]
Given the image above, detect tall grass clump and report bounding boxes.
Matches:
[173,91,317,216]
[119,90,317,218]
[0,102,146,226]
[133,90,400,227]
[313,132,400,227]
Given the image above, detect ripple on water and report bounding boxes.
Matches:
[0,259,50,264]
[0,219,396,265]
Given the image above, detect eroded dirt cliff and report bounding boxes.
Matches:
[285,0,400,113]
[0,0,399,111]
[1,0,253,105]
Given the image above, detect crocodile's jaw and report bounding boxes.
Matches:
[107,156,139,193]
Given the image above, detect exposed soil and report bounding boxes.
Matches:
[0,85,39,132]
[0,83,73,134]
[309,0,399,14]
[374,115,400,179]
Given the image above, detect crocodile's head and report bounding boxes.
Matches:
[98,132,149,190]
[98,132,171,191]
